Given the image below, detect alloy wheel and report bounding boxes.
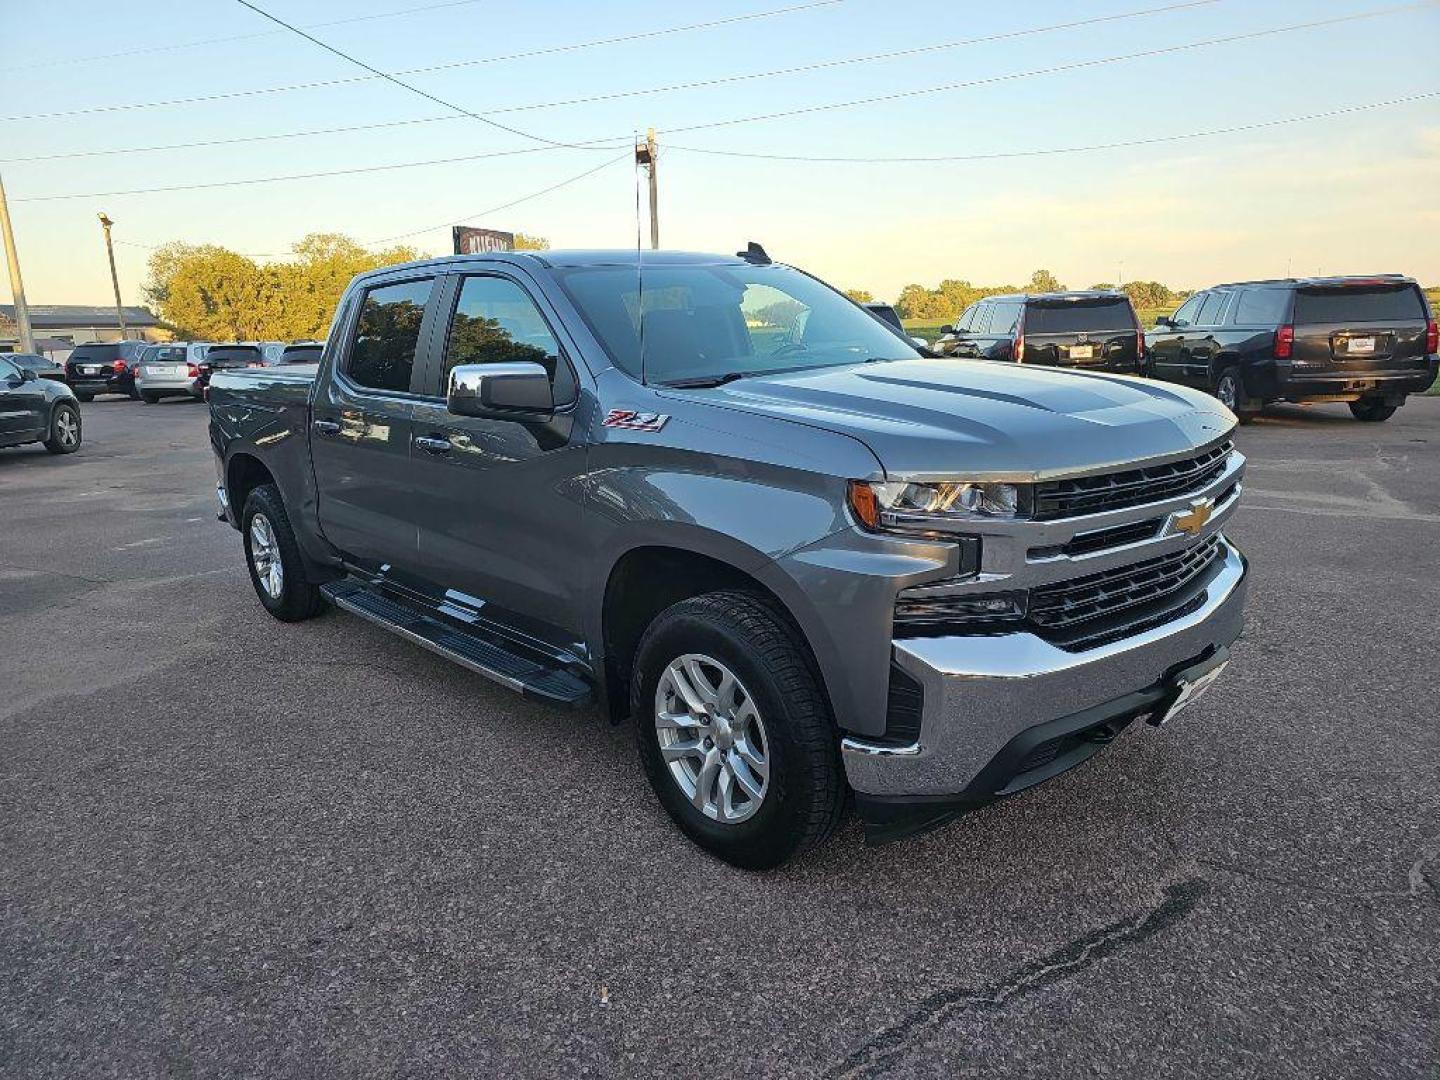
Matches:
[654,654,770,824]
[249,513,284,599]
[55,409,79,447]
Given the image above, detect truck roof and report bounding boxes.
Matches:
[983,290,1130,303]
[356,250,757,282]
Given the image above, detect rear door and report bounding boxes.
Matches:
[310,274,441,576]
[1022,297,1137,369]
[1291,281,1429,375]
[407,270,587,638]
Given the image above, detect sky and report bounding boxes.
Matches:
[3,0,1438,309]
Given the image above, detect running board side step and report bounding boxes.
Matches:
[321,580,592,709]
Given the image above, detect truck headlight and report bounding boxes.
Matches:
[849,480,1029,532]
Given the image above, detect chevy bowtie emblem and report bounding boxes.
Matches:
[1172,499,1214,537]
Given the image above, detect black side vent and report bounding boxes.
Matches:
[883,664,924,745]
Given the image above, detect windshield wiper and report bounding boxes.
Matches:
[661,371,756,389]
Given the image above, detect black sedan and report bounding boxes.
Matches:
[0,354,82,454]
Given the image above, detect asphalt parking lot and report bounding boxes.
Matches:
[2,394,1437,1078]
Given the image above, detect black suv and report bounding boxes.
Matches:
[63,340,149,401]
[1146,276,1438,422]
[936,291,1143,374]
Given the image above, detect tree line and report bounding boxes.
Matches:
[144,232,547,342]
[852,271,1186,320]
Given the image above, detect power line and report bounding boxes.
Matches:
[229,0,591,150]
[657,1,1437,135]
[664,90,1440,162]
[0,0,844,125]
[14,145,581,203]
[114,153,630,258]
[16,0,488,70]
[0,0,1209,164]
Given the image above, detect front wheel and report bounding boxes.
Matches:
[240,484,324,622]
[632,590,845,870]
[1349,399,1397,422]
[43,402,82,454]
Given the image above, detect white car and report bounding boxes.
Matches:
[134,343,212,403]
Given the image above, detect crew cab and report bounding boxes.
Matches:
[936,291,1144,374]
[210,249,1249,868]
[1146,275,1438,421]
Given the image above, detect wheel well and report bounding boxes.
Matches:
[600,546,820,723]
[226,454,275,520]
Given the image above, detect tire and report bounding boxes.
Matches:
[1349,399,1397,422]
[140,391,160,404]
[1212,366,1255,424]
[632,590,845,870]
[75,392,95,403]
[240,484,325,622]
[42,401,82,454]
[125,382,140,401]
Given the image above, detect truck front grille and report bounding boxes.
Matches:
[1029,535,1223,637]
[1033,440,1232,520]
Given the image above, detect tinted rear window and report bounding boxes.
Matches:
[282,346,323,364]
[1294,284,1425,324]
[68,344,121,361]
[207,346,263,364]
[1025,299,1134,333]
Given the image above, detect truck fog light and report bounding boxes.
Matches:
[894,591,1028,630]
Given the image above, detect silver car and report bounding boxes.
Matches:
[134,342,211,403]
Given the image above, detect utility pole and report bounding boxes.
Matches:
[635,128,659,249]
[97,213,128,340]
[0,172,36,354]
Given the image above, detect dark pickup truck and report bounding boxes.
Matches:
[1146,275,1438,421]
[210,249,1249,868]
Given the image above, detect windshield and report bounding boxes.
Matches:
[555,262,920,385]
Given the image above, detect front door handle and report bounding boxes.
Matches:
[414,434,452,455]
[313,419,340,435]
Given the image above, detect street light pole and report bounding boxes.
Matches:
[97,212,128,340]
[0,172,37,354]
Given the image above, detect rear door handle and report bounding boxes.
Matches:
[313,419,340,435]
[414,434,452,454]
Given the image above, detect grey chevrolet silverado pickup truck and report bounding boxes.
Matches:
[210,248,1248,869]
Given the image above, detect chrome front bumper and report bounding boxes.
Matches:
[842,539,1249,798]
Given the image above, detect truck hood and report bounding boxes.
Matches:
[679,358,1234,481]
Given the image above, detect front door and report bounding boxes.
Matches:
[1149,294,1202,383]
[311,275,439,575]
[0,358,47,442]
[407,271,588,642]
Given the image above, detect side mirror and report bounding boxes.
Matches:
[19,366,37,382]
[447,362,554,420]
[939,325,956,336]
[1153,315,1172,328]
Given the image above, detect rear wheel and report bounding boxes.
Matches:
[1212,367,1255,424]
[240,484,324,622]
[125,382,140,401]
[1349,399,1397,422]
[75,391,95,403]
[140,391,160,404]
[42,402,82,454]
[632,590,845,870]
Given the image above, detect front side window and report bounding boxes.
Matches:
[1170,295,1203,327]
[0,358,20,381]
[441,276,570,400]
[556,262,919,385]
[347,278,434,393]
[955,304,978,332]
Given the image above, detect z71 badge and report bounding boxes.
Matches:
[603,409,670,432]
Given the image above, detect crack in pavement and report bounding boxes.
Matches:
[1408,839,1440,900]
[827,880,1209,1079]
